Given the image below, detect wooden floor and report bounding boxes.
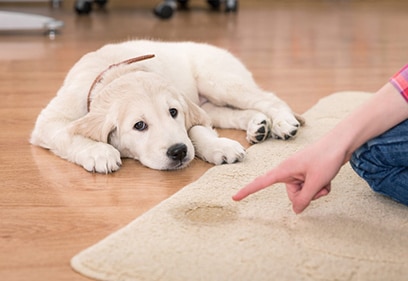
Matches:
[1,0,408,280]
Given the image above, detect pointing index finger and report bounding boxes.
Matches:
[232,169,283,201]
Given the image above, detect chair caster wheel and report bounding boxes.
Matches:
[74,0,108,15]
[225,0,238,12]
[207,0,221,10]
[153,0,237,19]
[75,0,92,14]
[153,2,176,19]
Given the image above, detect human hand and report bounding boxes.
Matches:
[232,141,344,214]
[234,82,408,213]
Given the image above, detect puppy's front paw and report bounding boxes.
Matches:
[75,143,122,173]
[201,138,246,165]
[271,112,303,140]
[246,113,271,144]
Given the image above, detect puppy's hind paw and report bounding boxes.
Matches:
[246,113,271,144]
[271,113,303,140]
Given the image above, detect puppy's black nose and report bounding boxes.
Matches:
[167,143,187,162]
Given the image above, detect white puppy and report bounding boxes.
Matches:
[30,40,304,173]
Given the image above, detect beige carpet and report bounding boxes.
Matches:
[71,92,408,281]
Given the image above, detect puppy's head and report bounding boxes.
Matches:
[70,71,211,170]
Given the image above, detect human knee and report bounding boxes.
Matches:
[351,145,408,205]
[350,144,385,184]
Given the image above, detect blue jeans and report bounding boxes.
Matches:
[350,119,408,205]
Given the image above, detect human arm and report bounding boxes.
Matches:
[233,82,408,214]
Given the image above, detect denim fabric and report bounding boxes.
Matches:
[350,119,408,205]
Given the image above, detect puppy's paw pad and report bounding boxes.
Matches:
[246,113,271,144]
[76,143,122,173]
[271,113,301,140]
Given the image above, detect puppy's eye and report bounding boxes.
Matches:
[134,121,147,131]
[169,108,178,118]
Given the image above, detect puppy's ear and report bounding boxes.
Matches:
[69,112,116,143]
[182,97,213,130]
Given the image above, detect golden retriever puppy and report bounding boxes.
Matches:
[30,40,303,173]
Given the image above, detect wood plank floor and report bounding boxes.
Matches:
[1,0,408,280]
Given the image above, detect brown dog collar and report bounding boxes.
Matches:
[87,54,155,112]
